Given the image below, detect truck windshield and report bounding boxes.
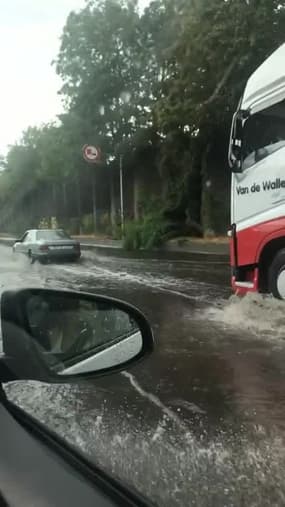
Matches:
[242,102,285,170]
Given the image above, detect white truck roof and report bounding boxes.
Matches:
[241,43,285,114]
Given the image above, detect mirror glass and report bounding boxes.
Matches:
[25,293,143,376]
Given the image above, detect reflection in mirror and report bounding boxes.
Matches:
[26,293,143,376]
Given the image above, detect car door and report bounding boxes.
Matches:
[14,232,28,254]
[20,231,34,255]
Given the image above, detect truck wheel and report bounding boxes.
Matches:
[268,249,285,299]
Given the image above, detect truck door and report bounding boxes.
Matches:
[232,102,285,232]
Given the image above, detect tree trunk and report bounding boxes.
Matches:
[92,170,97,234]
[62,182,67,217]
[76,176,82,235]
[133,166,141,220]
[52,182,57,216]
[110,169,116,228]
[201,142,230,236]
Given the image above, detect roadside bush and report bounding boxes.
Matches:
[82,214,94,234]
[68,217,81,235]
[112,223,123,240]
[123,220,142,250]
[99,212,111,231]
[140,211,166,249]
[123,211,167,251]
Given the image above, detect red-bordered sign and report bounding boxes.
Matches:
[82,145,101,164]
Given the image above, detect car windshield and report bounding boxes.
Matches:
[36,230,70,241]
[2,1,285,507]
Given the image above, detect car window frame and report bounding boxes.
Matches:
[23,231,33,243]
[19,232,29,243]
[1,396,153,507]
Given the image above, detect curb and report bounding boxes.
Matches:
[0,238,123,255]
[0,238,15,247]
[0,237,228,259]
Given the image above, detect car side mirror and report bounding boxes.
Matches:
[0,289,154,382]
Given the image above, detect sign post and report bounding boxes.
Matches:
[82,145,101,234]
[119,154,124,234]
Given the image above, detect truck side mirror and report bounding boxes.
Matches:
[231,159,242,173]
[229,112,244,173]
[229,142,242,173]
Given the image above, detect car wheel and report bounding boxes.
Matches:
[28,250,36,264]
[268,249,285,299]
[12,246,17,261]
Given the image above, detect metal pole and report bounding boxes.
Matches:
[92,170,96,234]
[119,154,124,234]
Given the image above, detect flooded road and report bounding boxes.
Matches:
[2,245,285,506]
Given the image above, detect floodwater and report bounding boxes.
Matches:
[2,245,285,506]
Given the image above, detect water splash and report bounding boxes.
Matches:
[206,293,285,340]
[5,380,285,507]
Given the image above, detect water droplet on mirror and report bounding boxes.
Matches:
[99,105,105,115]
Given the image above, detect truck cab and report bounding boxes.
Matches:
[229,43,285,299]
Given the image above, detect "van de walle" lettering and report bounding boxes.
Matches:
[236,178,285,195]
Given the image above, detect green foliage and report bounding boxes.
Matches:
[123,220,142,250]
[82,214,94,234]
[154,0,285,232]
[68,218,81,235]
[110,223,123,240]
[38,217,51,229]
[140,212,167,250]
[2,0,285,237]
[123,201,167,250]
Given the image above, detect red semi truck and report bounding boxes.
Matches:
[228,43,285,299]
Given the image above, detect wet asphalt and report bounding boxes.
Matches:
[2,245,285,507]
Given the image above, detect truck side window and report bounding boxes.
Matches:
[242,104,285,171]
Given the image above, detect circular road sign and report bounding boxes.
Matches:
[83,144,101,163]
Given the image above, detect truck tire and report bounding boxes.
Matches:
[268,249,285,299]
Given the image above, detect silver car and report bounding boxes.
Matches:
[13,229,81,263]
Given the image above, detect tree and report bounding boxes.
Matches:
[2,0,285,238]
[56,0,146,155]
[155,0,285,233]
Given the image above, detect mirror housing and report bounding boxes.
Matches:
[228,109,250,174]
[0,289,154,382]
[231,158,242,174]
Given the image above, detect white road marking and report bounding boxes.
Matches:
[122,371,187,428]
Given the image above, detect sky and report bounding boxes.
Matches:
[0,0,150,154]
